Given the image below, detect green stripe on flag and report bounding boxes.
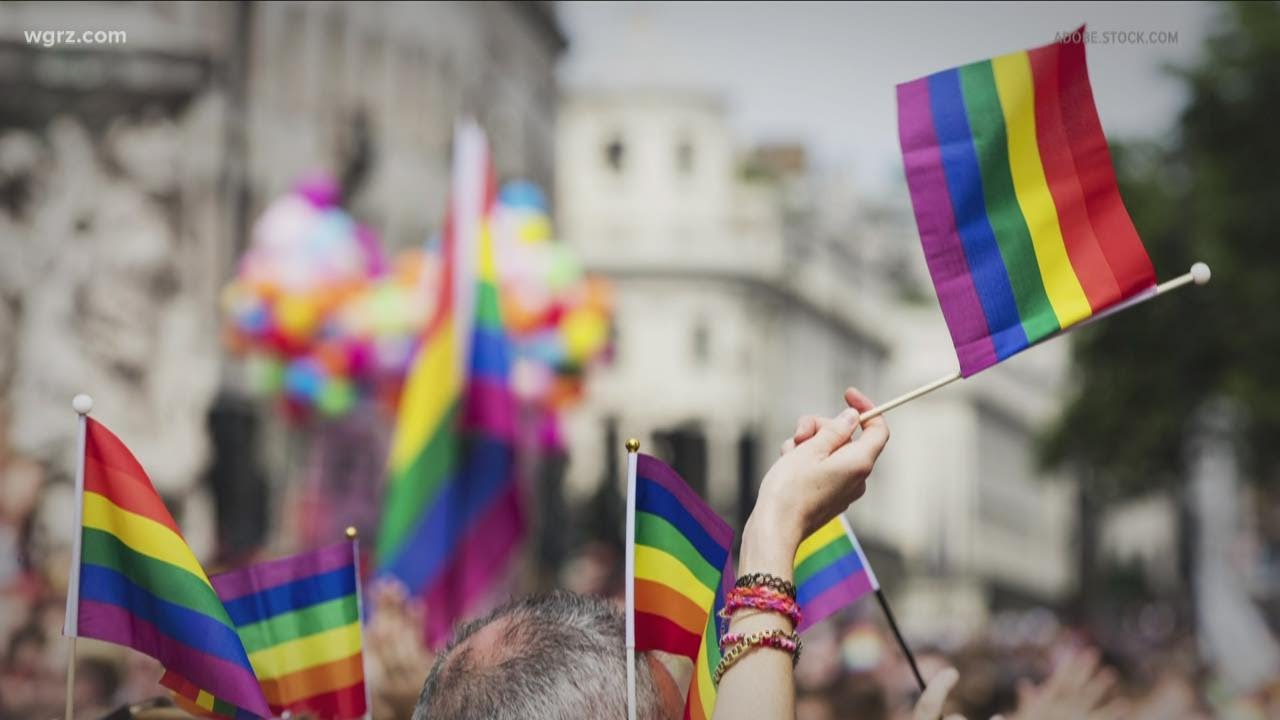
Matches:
[80,527,235,628]
[958,60,1059,343]
[236,594,360,654]
[794,535,855,587]
[377,401,461,562]
[475,281,503,329]
[635,511,720,592]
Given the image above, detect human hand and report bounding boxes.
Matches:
[913,667,1006,720]
[365,581,433,720]
[751,387,889,551]
[1008,649,1127,720]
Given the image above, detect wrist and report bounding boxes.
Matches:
[739,510,802,580]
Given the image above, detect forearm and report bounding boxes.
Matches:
[710,511,801,720]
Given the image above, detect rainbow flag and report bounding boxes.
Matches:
[377,120,523,648]
[626,452,733,720]
[65,418,270,719]
[684,558,732,720]
[897,28,1156,377]
[794,515,879,633]
[163,541,367,719]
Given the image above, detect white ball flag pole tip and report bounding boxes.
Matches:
[72,394,94,415]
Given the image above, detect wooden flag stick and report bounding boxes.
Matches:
[857,263,1211,424]
[65,394,94,720]
[874,589,925,692]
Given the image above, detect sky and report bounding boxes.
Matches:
[558,1,1219,196]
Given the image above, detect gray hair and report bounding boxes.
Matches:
[413,591,665,720]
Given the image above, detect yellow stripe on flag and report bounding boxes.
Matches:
[634,546,715,610]
[248,621,363,680]
[691,631,716,720]
[82,492,213,589]
[991,50,1092,328]
[387,317,461,475]
[795,517,846,567]
[195,690,215,711]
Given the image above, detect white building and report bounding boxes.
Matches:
[557,89,1079,635]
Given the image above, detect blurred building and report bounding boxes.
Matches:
[0,1,563,556]
[557,89,1078,638]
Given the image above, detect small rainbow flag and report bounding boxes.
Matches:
[684,558,732,720]
[626,452,733,720]
[163,541,368,719]
[377,120,523,647]
[65,419,270,718]
[897,28,1156,377]
[794,515,878,633]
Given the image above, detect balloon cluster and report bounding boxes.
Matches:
[495,181,613,410]
[221,175,610,423]
[221,175,434,421]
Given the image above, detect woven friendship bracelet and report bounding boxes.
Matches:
[720,586,802,629]
[712,629,803,686]
[734,572,797,599]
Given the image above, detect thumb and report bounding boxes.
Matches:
[806,408,859,456]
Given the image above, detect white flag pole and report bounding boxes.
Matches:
[856,263,1211,423]
[624,438,640,720]
[64,393,93,720]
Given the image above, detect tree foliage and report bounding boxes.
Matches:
[1042,2,1280,498]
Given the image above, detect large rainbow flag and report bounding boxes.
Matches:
[377,120,523,648]
[626,452,733,720]
[163,541,367,719]
[897,28,1156,376]
[65,418,270,718]
[794,515,879,633]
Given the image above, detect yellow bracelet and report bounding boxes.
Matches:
[712,629,802,686]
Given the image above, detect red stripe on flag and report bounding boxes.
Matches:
[1054,30,1156,296]
[635,610,702,660]
[1028,44,1122,311]
[270,680,367,719]
[84,420,183,535]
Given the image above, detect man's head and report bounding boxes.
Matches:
[413,591,681,719]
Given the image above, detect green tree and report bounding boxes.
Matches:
[1043,2,1280,499]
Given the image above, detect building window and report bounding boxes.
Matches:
[676,137,695,175]
[604,136,625,173]
[692,320,710,366]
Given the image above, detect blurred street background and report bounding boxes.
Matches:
[1,1,1278,718]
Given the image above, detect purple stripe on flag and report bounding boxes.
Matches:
[78,599,270,717]
[796,571,875,633]
[897,78,999,376]
[636,454,733,550]
[422,483,524,647]
[462,377,516,439]
[211,541,354,602]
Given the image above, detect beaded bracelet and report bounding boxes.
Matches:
[720,585,803,629]
[734,572,797,600]
[712,629,803,686]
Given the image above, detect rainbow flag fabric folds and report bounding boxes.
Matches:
[627,452,734,720]
[66,419,270,719]
[377,121,523,648]
[794,515,879,633]
[897,28,1156,376]
[163,542,367,719]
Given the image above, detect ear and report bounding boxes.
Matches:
[643,651,691,718]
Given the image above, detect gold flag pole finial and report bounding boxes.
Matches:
[345,526,358,540]
[625,438,640,453]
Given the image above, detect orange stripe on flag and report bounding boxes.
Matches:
[635,579,707,637]
[260,652,365,707]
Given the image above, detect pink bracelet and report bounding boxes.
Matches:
[720,585,803,629]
